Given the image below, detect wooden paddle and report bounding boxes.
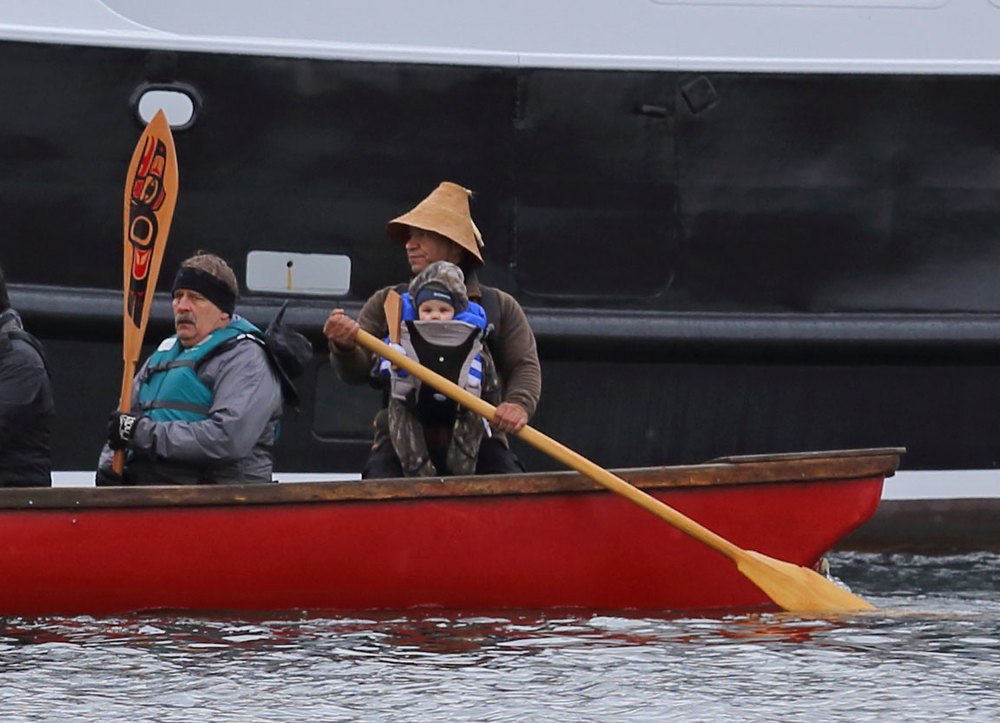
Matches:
[113,109,179,474]
[381,289,403,372]
[357,297,875,614]
[384,290,403,344]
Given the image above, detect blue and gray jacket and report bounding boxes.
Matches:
[97,316,283,485]
[137,317,262,422]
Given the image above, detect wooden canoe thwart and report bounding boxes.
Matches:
[0,447,902,616]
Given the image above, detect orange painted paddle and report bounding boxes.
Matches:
[356,293,875,614]
[113,110,179,474]
[384,289,403,345]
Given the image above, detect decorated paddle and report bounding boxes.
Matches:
[113,109,179,474]
[357,294,876,614]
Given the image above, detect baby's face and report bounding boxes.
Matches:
[418,299,455,321]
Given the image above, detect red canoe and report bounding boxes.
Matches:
[0,447,901,616]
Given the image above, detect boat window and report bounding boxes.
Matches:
[136,88,196,128]
[246,251,352,296]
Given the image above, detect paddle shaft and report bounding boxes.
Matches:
[116,361,138,422]
[358,314,876,613]
[356,329,743,562]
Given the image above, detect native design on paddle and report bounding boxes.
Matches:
[359,291,877,615]
[113,110,178,475]
[125,130,172,326]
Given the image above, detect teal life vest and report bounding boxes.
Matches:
[136,318,262,422]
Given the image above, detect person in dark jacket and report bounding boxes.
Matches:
[323,181,542,478]
[0,263,54,487]
[96,252,283,485]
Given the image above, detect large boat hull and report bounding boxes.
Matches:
[0,448,899,616]
[0,2,996,534]
[2,29,999,480]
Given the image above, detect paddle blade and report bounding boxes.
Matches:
[122,108,178,364]
[384,289,403,344]
[737,550,876,614]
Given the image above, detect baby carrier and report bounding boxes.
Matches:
[380,294,498,476]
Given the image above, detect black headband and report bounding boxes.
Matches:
[172,266,236,315]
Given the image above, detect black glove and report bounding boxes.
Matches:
[95,466,124,486]
[107,411,140,451]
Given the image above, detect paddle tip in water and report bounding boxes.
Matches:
[737,550,877,614]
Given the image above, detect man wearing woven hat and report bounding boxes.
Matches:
[95,252,284,485]
[324,181,542,477]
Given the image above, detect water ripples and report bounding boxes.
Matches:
[1,552,998,722]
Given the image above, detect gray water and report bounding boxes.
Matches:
[1,552,998,722]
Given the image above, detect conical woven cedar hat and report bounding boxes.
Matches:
[387,182,485,266]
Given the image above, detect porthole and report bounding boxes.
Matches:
[132,84,199,130]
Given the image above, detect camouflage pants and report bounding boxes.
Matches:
[387,399,486,476]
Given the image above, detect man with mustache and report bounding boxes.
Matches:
[96,252,284,485]
[323,182,541,478]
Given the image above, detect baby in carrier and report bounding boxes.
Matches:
[379,261,499,476]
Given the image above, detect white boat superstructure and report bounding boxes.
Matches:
[3,1,1000,72]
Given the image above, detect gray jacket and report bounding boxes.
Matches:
[98,330,283,484]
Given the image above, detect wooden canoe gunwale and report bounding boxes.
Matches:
[0,447,903,511]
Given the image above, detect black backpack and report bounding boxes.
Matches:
[262,301,314,408]
[194,301,313,409]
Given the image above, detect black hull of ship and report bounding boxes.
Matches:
[4,39,1000,475]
